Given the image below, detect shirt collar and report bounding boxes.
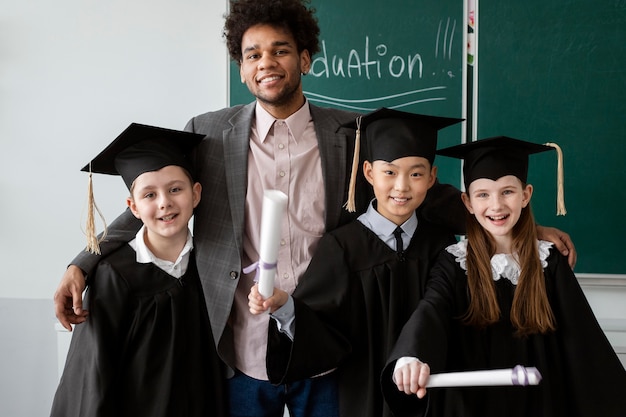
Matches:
[254,100,312,144]
[359,199,418,238]
[445,239,553,285]
[129,225,194,267]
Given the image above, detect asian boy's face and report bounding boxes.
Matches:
[127,165,201,247]
[461,175,533,251]
[239,23,311,118]
[364,156,437,226]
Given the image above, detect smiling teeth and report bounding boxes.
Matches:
[161,215,175,221]
[260,76,280,83]
[489,215,507,220]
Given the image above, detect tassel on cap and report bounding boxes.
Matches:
[343,116,362,213]
[341,109,462,213]
[84,163,108,254]
[544,142,566,216]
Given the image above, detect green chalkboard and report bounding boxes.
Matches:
[477,2,626,274]
[229,0,465,187]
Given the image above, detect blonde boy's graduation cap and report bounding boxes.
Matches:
[343,107,463,212]
[81,123,205,253]
[82,123,205,190]
[436,136,566,215]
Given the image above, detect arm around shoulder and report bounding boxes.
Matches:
[54,208,142,330]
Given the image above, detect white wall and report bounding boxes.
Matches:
[0,1,228,416]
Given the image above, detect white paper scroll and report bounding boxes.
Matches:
[427,365,542,388]
[257,190,288,299]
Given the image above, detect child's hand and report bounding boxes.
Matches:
[393,360,430,399]
[247,284,289,314]
[248,284,267,314]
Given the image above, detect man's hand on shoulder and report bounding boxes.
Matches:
[537,225,577,269]
[54,265,89,331]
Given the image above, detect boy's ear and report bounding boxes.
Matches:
[127,197,141,219]
[192,182,202,208]
[363,160,374,186]
[428,165,438,188]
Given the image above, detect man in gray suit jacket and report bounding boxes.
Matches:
[54,1,576,416]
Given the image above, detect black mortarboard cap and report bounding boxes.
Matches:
[344,107,463,164]
[82,123,204,190]
[343,107,463,212]
[437,136,566,215]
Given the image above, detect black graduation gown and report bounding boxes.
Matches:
[381,244,626,417]
[50,245,226,417]
[266,219,456,417]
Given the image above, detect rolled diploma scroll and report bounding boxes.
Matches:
[426,365,542,388]
[257,190,288,299]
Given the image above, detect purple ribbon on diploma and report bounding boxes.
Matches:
[243,260,278,283]
[511,365,542,386]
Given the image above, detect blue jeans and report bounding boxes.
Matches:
[227,371,339,417]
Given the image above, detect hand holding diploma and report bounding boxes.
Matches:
[247,282,289,315]
[427,365,542,388]
[394,359,541,398]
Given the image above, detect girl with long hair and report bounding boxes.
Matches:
[381,136,626,417]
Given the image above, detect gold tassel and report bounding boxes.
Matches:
[85,164,108,254]
[545,142,567,216]
[343,116,362,213]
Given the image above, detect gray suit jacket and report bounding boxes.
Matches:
[185,102,365,368]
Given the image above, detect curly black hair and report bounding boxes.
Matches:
[223,0,320,63]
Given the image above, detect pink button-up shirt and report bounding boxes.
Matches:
[232,101,326,380]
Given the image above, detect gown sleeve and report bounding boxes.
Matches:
[546,250,626,415]
[51,261,134,417]
[380,251,459,417]
[266,232,353,384]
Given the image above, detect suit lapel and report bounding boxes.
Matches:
[222,102,256,253]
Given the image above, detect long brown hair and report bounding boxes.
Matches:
[463,198,556,336]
